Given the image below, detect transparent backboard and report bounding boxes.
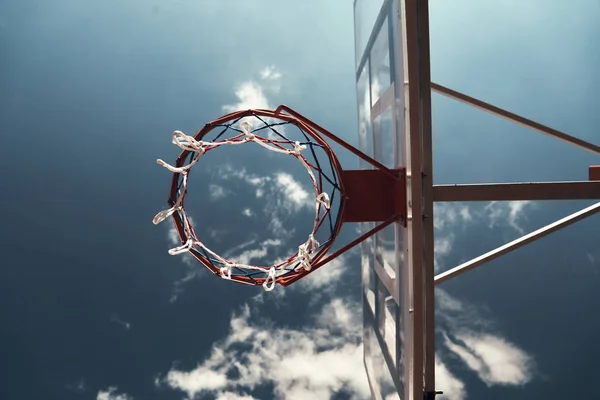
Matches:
[354,0,409,399]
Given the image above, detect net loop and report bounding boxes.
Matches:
[241,121,255,140]
[168,238,195,255]
[297,234,320,271]
[220,265,232,280]
[317,192,331,209]
[156,131,206,173]
[293,141,306,154]
[262,267,277,291]
[172,130,207,152]
[153,174,188,224]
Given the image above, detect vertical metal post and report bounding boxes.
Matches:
[415,0,436,398]
[403,0,429,398]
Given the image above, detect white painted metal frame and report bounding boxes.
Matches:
[402,0,432,399]
[430,80,600,286]
[425,16,600,400]
[355,1,408,399]
[356,1,600,399]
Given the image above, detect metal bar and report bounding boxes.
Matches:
[371,83,395,120]
[274,105,400,181]
[373,257,399,304]
[355,0,393,79]
[404,0,425,398]
[591,166,600,181]
[431,82,600,156]
[434,201,600,285]
[433,181,600,202]
[310,214,398,271]
[417,0,436,395]
[363,292,403,395]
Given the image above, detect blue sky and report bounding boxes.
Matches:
[1,1,600,400]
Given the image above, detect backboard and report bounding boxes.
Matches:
[354,2,600,399]
[354,1,433,399]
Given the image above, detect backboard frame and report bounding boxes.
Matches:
[355,1,600,400]
[354,0,434,399]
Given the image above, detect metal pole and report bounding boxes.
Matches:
[416,0,436,397]
[431,83,600,156]
[433,181,600,202]
[435,202,600,285]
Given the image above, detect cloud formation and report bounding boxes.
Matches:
[96,387,133,400]
[437,289,535,389]
[222,66,282,113]
[209,184,228,201]
[160,298,370,400]
[219,166,313,238]
[159,286,532,400]
[433,200,535,272]
[484,200,534,234]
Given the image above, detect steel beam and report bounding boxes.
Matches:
[433,181,600,202]
[434,201,600,285]
[431,82,600,156]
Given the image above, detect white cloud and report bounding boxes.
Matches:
[170,268,202,304]
[218,166,313,238]
[432,201,536,272]
[215,393,257,400]
[437,290,534,388]
[160,285,529,400]
[315,297,360,332]
[158,212,537,400]
[459,206,472,222]
[434,203,471,230]
[230,239,281,265]
[222,65,282,113]
[295,255,346,291]
[434,235,454,272]
[260,65,282,82]
[435,357,466,400]
[443,332,533,387]
[275,172,312,211]
[209,184,228,201]
[161,298,370,400]
[435,201,533,236]
[166,368,228,397]
[433,203,473,272]
[222,81,271,113]
[97,387,133,400]
[260,65,282,93]
[485,200,533,234]
[242,208,253,217]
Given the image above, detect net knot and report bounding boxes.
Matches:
[262,267,277,291]
[156,131,206,173]
[292,141,306,154]
[317,192,331,209]
[241,121,256,141]
[152,206,178,225]
[168,237,195,255]
[172,130,206,153]
[220,264,232,280]
[297,234,320,271]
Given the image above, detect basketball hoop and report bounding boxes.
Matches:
[153,105,406,290]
